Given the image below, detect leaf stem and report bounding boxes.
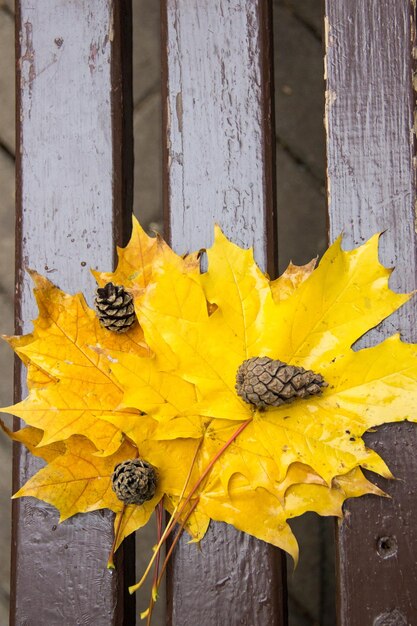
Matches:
[145,502,164,626]
[178,418,252,508]
[177,436,204,504]
[168,417,252,522]
[130,417,252,595]
[107,504,126,569]
[129,438,203,594]
[155,499,199,591]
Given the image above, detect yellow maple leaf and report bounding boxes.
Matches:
[261,233,409,368]
[199,465,383,562]
[3,219,417,578]
[93,215,199,293]
[109,229,407,474]
[13,437,139,521]
[92,217,159,290]
[0,419,64,462]
[270,258,317,303]
[104,226,415,558]
[1,271,149,454]
[4,333,56,390]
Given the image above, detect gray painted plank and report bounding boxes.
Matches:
[163,0,277,272]
[324,2,417,625]
[162,1,286,624]
[13,1,134,623]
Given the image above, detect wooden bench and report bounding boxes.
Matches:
[12,1,417,624]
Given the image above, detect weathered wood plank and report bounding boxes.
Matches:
[324,2,417,625]
[0,8,15,155]
[162,1,286,624]
[13,2,134,623]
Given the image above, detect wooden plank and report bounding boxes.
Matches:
[13,2,134,624]
[0,7,15,155]
[324,2,417,625]
[161,1,286,624]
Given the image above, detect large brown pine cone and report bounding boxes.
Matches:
[236,356,327,409]
[95,282,136,333]
[111,459,157,505]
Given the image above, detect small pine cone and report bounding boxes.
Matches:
[236,356,327,409]
[111,459,157,505]
[95,282,136,333]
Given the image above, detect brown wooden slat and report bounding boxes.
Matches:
[161,1,286,624]
[12,1,134,624]
[324,2,417,625]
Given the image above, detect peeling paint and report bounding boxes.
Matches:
[414,199,417,235]
[411,4,417,232]
[323,14,334,218]
[324,15,330,49]
[323,90,336,138]
[325,89,337,113]
[21,20,36,107]
[326,89,337,106]
[323,16,330,80]
[411,7,417,61]
[176,92,183,134]
[108,2,114,42]
[166,96,172,170]
[326,166,331,213]
[88,41,99,74]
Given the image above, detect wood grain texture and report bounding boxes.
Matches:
[162,1,285,624]
[13,1,134,624]
[163,0,277,274]
[324,2,417,625]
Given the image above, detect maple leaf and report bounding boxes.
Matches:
[123,233,407,431]
[270,258,317,303]
[103,226,415,558]
[199,465,384,562]
[1,271,149,454]
[13,437,141,521]
[0,420,65,462]
[2,218,417,576]
[93,216,200,293]
[92,217,159,290]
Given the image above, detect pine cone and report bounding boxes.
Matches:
[236,356,327,409]
[111,459,157,505]
[95,282,136,333]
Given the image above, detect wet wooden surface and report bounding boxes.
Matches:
[324,1,417,625]
[13,1,134,623]
[162,1,287,624]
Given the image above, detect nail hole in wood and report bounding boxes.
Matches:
[376,535,398,559]
[373,608,407,626]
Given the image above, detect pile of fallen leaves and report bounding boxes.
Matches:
[2,217,417,620]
